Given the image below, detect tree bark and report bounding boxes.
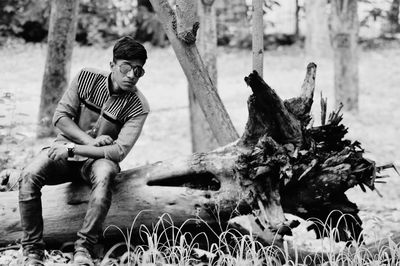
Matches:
[329,0,359,112]
[294,0,300,40]
[149,0,239,146]
[305,0,331,58]
[252,0,264,77]
[189,0,219,153]
[37,0,79,138]
[387,0,400,34]
[0,150,250,246]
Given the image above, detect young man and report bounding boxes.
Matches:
[18,36,149,266]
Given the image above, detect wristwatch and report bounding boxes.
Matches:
[65,143,76,158]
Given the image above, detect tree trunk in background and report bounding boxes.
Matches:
[252,0,263,77]
[149,0,239,146]
[387,0,400,34]
[37,0,79,138]
[217,0,247,24]
[305,0,331,58]
[215,0,249,46]
[294,0,300,40]
[189,0,219,152]
[329,0,359,112]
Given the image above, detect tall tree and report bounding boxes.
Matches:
[189,0,219,152]
[294,0,300,40]
[252,0,264,77]
[305,0,331,58]
[37,0,79,138]
[329,0,359,112]
[387,0,400,34]
[149,0,239,146]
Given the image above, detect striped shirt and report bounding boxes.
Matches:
[53,68,149,162]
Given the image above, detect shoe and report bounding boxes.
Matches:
[23,251,44,266]
[73,247,94,266]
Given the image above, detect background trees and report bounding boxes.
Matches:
[304,0,331,58]
[1,0,398,140]
[37,0,79,137]
[189,0,219,152]
[329,0,359,112]
[387,0,400,33]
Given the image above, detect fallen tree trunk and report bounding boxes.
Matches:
[0,64,383,258]
[0,149,251,246]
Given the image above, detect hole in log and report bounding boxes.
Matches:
[147,172,221,191]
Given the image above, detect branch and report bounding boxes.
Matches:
[284,62,317,125]
[176,0,199,44]
[149,0,239,145]
[242,71,302,145]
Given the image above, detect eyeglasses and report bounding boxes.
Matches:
[118,63,145,78]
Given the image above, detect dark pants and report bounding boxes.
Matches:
[18,148,120,255]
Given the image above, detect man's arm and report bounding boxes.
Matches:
[56,117,95,145]
[102,113,148,162]
[48,143,105,161]
[52,69,95,145]
[48,114,147,162]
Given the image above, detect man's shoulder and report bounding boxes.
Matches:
[78,67,109,78]
[124,88,150,115]
[133,88,150,114]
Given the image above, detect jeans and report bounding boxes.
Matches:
[18,148,120,255]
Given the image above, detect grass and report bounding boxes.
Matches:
[1,41,400,264]
[2,211,398,265]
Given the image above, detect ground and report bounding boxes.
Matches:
[0,41,399,260]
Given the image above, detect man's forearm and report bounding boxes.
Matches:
[56,117,95,145]
[74,145,106,159]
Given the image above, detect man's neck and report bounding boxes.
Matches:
[109,73,123,95]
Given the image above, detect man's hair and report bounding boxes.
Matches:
[113,36,147,64]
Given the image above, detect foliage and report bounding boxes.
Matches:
[133,2,168,47]
[0,0,283,48]
[216,0,282,49]
[359,0,400,35]
[0,0,139,46]
[77,0,138,46]
[0,0,49,42]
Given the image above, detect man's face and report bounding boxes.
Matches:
[110,59,145,92]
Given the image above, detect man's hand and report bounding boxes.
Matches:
[92,135,114,147]
[48,143,69,160]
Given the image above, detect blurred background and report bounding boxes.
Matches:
[0,0,398,48]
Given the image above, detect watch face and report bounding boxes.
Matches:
[66,143,75,149]
[66,143,75,157]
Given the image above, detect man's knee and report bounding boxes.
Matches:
[18,150,54,201]
[90,159,119,185]
[18,170,44,201]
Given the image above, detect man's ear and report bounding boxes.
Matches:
[109,61,115,70]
